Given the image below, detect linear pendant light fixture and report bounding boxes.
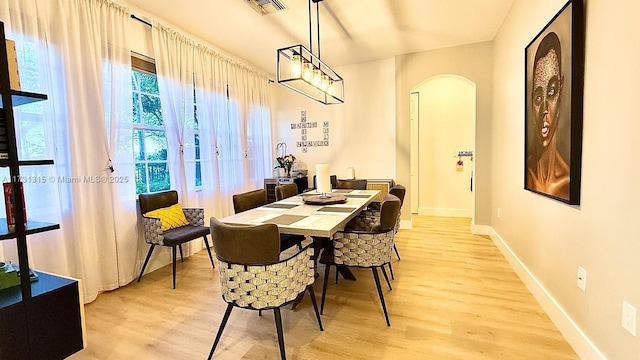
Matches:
[277,0,344,104]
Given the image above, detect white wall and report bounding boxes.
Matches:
[272,58,396,183]
[415,75,475,217]
[491,0,640,358]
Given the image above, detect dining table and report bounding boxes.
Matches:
[218,188,380,296]
[220,189,378,236]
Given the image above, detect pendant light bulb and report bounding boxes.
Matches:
[291,54,302,78]
[320,74,329,91]
[327,79,335,96]
[302,61,313,82]
[312,68,322,87]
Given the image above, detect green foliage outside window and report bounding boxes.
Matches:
[131,61,202,194]
[132,67,170,194]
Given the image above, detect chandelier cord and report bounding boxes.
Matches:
[308,0,312,55]
[316,0,321,60]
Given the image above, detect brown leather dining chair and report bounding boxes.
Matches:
[138,190,215,289]
[388,184,406,241]
[232,188,304,251]
[232,188,268,214]
[335,179,367,190]
[208,217,323,360]
[275,183,298,201]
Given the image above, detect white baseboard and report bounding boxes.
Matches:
[399,218,413,229]
[418,207,473,217]
[470,222,491,235]
[488,227,607,360]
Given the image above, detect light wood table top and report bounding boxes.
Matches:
[219,189,379,238]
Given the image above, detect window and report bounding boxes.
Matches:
[15,40,49,161]
[131,56,170,194]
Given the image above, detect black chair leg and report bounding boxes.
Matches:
[203,235,215,268]
[335,265,339,284]
[394,243,401,260]
[307,285,323,331]
[321,263,331,314]
[259,310,262,317]
[388,261,395,280]
[290,290,305,311]
[179,244,184,262]
[208,303,234,360]
[172,246,177,289]
[137,244,156,282]
[372,267,391,326]
[381,265,392,291]
[273,308,286,360]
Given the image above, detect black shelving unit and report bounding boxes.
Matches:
[0,21,83,360]
[0,159,56,167]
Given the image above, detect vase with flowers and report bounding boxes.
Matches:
[275,154,295,178]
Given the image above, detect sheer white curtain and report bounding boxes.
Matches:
[217,66,247,197]
[99,2,137,286]
[0,0,136,302]
[151,23,196,205]
[226,62,273,193]
[153,25,273,215]
[194,46,231,216]
[192,50,272,215]
[244,70,274,187]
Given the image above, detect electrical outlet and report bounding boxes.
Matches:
[622,301,637,336]
[576,266,586,292]
[497,207,501,219]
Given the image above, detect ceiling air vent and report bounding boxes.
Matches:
[244,0,288,15]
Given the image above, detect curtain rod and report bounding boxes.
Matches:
[129,12,275,83]
[131,14,151,27]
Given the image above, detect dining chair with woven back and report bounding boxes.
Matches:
[208,217,323,360]
[346,184,406,280]
[138,190,215,289]
[320,193,401,326]
[232,188,304,251]
[388,184,406,258]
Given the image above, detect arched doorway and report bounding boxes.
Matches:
[410,74,476,220]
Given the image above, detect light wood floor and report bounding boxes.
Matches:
[69,216,578,359]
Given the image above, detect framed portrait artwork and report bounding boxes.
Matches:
[525,0,585,205]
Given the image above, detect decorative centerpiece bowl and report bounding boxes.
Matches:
[303,194,347,205]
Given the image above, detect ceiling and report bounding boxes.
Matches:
[122,0,515,76]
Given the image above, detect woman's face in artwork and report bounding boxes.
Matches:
[532,48,562,148]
